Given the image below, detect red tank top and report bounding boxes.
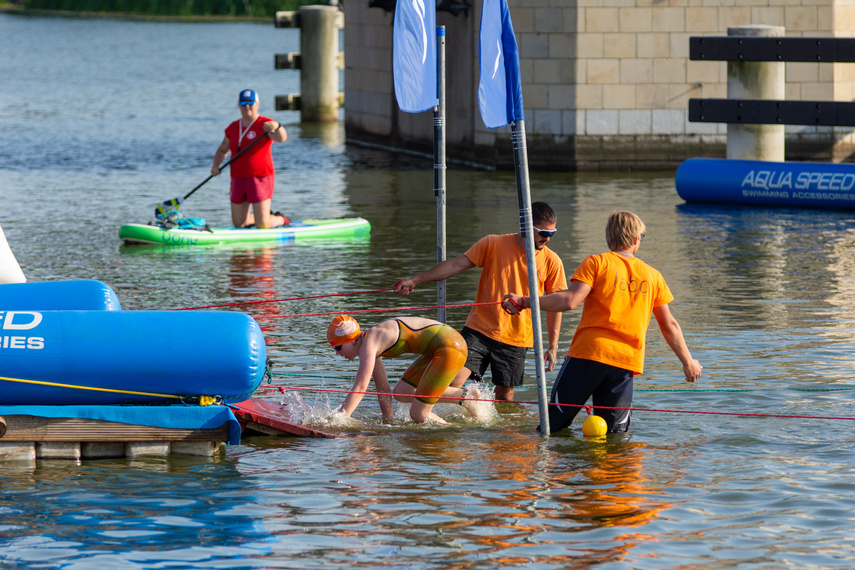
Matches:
[224,116,274,178]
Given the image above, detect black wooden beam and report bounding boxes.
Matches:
[690,37,855,62]
[689,99,855,126]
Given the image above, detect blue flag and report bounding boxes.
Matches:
[478,0,524,128]
[393,0,437,113]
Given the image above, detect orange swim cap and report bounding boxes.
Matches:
[327,315,361,347]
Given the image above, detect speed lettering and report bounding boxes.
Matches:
[614,275,649,294]
[0,311,43,330]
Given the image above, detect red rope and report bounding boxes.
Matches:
[276,385,855,422]
[254,302,501,320]
[172,288,396,311]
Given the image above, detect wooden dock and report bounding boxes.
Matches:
[0,414,228,460]
[0,397,337,463]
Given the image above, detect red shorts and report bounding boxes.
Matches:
[230,176,275,204]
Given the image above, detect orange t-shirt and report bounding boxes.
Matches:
[567,252,674,373]
[464,234,567,347]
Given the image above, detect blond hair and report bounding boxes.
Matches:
[606,211,646,250]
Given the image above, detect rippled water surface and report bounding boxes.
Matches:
[3,12,855,569]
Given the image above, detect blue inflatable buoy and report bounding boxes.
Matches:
[0,310,266,405]
[676,158,855,209]
[0,280,122,310]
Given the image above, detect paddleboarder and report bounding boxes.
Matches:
[327,315,490,423]
[394,201,568,402]
[211,89,289,229]
[501,210,703,434]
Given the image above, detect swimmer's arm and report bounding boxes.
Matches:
[372,359,395,422]
[339,357,376,417]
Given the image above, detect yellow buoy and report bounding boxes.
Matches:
[582,415,608,437]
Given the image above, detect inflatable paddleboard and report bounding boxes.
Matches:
[119,217,371,246]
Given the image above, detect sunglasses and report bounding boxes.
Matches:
[640,233,645,242]
[533,226,557,238]
[239,100,256,107]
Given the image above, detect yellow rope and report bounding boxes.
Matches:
[0,375,217,405]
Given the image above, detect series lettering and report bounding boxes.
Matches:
[0,311,45,351]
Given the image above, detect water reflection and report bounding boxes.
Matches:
[227,247,281,336]
[236,431,677,567]
[0,457,280,566]
[675,203,855,385]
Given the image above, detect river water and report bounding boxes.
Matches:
[3,12,855,569]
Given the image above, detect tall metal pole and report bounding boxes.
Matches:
[512,120,550,436]
[434,26,447,323]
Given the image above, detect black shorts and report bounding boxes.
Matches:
[460,327,528,387]
[545,357,634,434]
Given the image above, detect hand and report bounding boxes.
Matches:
[211,165,221,176]
[263,120,279,134]
[394,278,415,296]
[501,294,524,315]
[683,359,703,383]
[544,346,558,372]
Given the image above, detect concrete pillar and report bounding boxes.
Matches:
[82,442,126,459]
[37,442,81,460]
[299,6,342,122]
[727,25,786,161]
[126,442,170,457]
[171,441,224,456]
[0,442,36,462]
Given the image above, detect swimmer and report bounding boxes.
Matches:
[327,315,490,423]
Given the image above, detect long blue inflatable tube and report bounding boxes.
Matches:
[676,158,855,209]
[0,310,266,405]
[0,280,122,310]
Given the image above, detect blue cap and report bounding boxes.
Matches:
[239,89,258,103]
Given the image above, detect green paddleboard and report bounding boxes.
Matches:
[119,217,371,246]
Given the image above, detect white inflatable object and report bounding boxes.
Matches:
[0,225,25,284]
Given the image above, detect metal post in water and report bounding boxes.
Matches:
[511,120,550,436]
[434,26,447,323]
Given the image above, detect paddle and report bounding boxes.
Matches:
[155,129,271,216]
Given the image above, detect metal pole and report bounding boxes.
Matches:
[512,120,549,436]
[434,26,447,323]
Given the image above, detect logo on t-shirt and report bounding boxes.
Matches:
[246,131,257,140]
[614,275,649,294]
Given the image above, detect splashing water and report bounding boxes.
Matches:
[280,388,354,428]
[280,382,498,428]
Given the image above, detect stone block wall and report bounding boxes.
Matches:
[343,0,855,170]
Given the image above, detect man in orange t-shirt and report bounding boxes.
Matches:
[502,211,703,433]
[394,202,567,401]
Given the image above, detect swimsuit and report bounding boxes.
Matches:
[380,320,467,404]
